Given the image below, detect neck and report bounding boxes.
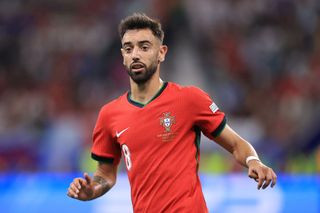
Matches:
[129,72,163,105]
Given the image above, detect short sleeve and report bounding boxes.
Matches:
[188,87,226,139]
[91,106,121,165]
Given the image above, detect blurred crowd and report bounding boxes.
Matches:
[0,0,319,173]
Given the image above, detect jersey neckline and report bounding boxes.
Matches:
[127,82,168,108]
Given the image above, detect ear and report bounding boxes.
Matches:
[158,45,168,62]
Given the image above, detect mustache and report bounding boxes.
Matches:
[130,62,146,69]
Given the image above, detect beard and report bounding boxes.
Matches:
[126,61,158,84]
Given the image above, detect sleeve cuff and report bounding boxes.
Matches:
[211,116,227,138]
[91,153,114,164]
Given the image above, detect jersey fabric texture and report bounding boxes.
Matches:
[91,82,226,213]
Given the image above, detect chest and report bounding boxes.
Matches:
[110,99,193,152]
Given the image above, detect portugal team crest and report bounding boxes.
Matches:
[160,112,175,132]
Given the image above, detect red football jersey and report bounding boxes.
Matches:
[91,82,226,212]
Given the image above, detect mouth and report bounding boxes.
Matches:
[130,63,145,73]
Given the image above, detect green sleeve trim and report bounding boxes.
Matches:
[91,153,114,164]
[211,116,227,138]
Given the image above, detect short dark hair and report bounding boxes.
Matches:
[118,13,164,42]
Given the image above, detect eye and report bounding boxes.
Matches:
[124,47,132,53]
[141,45,149,51]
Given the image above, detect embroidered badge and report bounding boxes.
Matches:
[160,112,175,132]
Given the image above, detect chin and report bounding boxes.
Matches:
[131,78,149,85]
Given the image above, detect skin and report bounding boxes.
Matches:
[215,125,277,189]
[67,162,117,200]
[121,29,168,104]
[67,28,276,201]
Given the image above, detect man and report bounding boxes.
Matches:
[67,13,277,212]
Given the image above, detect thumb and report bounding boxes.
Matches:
[84,173,92,185]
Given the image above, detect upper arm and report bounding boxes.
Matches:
[91,106,121,188]
[186,86,226,138]
[91,106,122,165]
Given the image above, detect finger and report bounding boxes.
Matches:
[74,178,85,189]
[78,178,88,189]
[248,169,258,182]
[68,189,78,198]
[67,187,79,198]
[262,174,272,189]
[67,191,74,198]
[84,173,92,185]
[70,183,80,193]
[73,178,87,189]
[271,171,277,188]
[248,172,258,179]
[256,170,266,190]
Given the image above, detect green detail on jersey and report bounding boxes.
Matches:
[91,153,114,163]
[127,82,168,108]
[211,116,227,138]
[194,126,201,172]
[127,96,145,107]
[147,82,168,104]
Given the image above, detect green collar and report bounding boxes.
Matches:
[127,82,168,108]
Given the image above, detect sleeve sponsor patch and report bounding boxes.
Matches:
[209,102,219,113]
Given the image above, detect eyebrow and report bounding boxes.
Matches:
[122,40,152,47]
[122,42,132,47]
[138,40,152,45]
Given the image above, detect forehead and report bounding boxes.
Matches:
[122,28,158,45]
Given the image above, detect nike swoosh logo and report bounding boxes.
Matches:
[116,127,129,138]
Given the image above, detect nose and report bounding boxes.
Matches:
[131,47,140,61]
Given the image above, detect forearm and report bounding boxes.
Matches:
[232,139,259,167]
[214,125,259,168]
[90,175,115,200]
[88,162,117,200]
[213,125,276,189]
[67,162,117,201]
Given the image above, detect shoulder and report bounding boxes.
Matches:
[169,82,209,98]
[99,92,128,116]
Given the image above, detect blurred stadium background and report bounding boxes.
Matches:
[0,0,319,212]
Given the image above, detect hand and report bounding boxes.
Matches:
[67,173,95,201]
[247,160,277,190]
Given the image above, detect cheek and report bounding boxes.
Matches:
[145,56,157,66]
[147,51,159,63]
[123,56,130,66]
